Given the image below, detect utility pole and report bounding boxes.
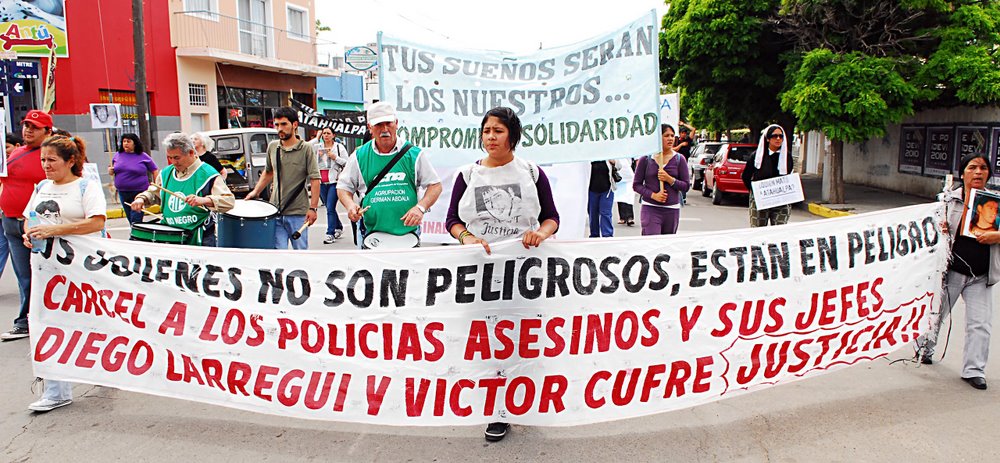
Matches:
[132,0,152,150]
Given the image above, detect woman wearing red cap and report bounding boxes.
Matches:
[0,110,52,341]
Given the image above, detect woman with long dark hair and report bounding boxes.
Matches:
[920,152,1000,390]
[109,133,157,225]
[632,124,689,235]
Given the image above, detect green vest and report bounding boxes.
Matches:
[357,141,420,236]
[160,162,218,245]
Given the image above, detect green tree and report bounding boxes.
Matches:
[917,1,1000,105]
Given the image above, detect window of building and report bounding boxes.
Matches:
[286,5,309,41]
[184,0,219,20]
[189,83,208,106]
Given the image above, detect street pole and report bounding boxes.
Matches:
[132,0,152,151]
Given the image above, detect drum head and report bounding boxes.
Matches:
[363,232,419,249]
[226,199,279,219]
[134,223,185,232]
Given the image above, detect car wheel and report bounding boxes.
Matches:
[712,185,723,205]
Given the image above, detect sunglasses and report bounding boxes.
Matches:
[769,134,784,139]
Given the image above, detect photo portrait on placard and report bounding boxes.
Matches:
[963,189,1000,238]
[89,103,122,129]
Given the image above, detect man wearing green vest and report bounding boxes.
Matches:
[132,133,235,246]
[338,102,442,248]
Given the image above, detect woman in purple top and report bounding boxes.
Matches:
[108,133,158,226]
[446,106,559,442]
[633,124,690,235]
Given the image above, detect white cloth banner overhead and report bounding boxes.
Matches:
[420,162,590,243]
[31,203,947,426]
[378,12,662,168]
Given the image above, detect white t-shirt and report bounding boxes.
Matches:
[24,178,108,237]
[337,137,440,198]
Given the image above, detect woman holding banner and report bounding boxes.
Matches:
[109,133,157,226]
[446,106,559,441]
[23,135,107,412]
[633,124,689,235]
[920,153,1000,390]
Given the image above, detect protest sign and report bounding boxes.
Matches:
[291,99,368,139]
[31,203,947,426]
[378,12,661,168]
[962,188,1000,238]
[659,93,679,130]
[751,173,805,210]
[90,104,122,129]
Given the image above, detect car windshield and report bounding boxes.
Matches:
[703,144,722,156]
[728,146,755,163]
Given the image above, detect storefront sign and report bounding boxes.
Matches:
[345,46,378,71]
[923,127,955,177]
[0,1,69,57]
[380,12,661,168]
[898,126,925,175]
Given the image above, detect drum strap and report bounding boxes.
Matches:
[274,145,307,215]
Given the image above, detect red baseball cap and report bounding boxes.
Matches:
[22,110,53,129]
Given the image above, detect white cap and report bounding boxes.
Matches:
[367,102,397,126]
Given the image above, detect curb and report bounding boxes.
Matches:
[807,203,854,218]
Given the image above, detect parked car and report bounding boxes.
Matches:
[702,143,755,205]
[203,128,279,199]
[689,142,724,191]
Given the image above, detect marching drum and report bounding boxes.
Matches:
[130,222,192,244]
[218,199,278,249]
[361,232,420,250]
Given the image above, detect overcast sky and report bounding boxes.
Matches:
[315,0,667,59]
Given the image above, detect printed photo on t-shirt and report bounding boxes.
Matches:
[475,184,524,223]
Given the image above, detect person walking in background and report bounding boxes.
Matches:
[21,135,107,411]
[633,124,689,236]
[314,127,348,244]
[615,157,636,226]
[742,124,794,227]
[1,110,51,341]
[588,159,620,237]
[191,132,225,174]
[109,133,157,226]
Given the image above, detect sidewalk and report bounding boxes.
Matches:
[798,173,933,218]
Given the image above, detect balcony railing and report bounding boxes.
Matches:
[172,10,334,63]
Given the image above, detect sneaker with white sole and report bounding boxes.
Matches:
[485,422,510,441]
[323,234,335,244]
[334,229,343,240]
[28,398,72,412]
[1,326,29,341]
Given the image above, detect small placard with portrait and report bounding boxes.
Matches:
[962,188,1000,238]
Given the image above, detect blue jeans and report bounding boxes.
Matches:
[587,190,615,237]
[2,215,31,329]
[118,190,144,225]
[319,183,342,235]
[0,226,8,280]
[42,379,73,401]
[275,215,308,250]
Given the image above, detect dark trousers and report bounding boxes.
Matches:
[2,215,31,329]
[618,202,634,222]
[118,190,145,225]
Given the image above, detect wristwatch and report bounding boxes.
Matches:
[416,204,428,214]
[309,207,318,212]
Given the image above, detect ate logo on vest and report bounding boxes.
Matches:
[383,172,407,182]
[167,194,188,213]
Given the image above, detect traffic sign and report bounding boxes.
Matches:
[345,46,377,71]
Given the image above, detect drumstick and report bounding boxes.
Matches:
[359,206,370,215]
[151,184,210,211]
[290,221,310,240]
[140,209,164,220]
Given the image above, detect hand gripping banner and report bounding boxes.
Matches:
[30,203,947,426]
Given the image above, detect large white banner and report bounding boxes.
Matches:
[379,12,661,168]
[31,204,947,426]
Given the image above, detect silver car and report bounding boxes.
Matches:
[689,142,724,191]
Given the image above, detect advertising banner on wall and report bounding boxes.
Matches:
[923,127,955,177]
[0,1,69,57]
[954,126,990,172]
[32,203,947,426]
[379,12,662,168]
[898,126,925,175]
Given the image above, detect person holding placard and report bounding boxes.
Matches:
[632,124,689,235]
[446,106,559,442]
[313,127,348,244]
[20,135,107,411]
[919,152,1000,390]
[742,124,794,227]
[109,133,157,226]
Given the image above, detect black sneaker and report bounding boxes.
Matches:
[0,326,29,341]
[920,354,933,365]
[485,422,509,442]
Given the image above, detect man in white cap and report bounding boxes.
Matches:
[337,102,441,248]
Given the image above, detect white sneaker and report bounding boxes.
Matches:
[28,398,72,412]
[334,229,343,240]
[323,234,335,244]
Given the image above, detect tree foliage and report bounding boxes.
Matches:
[918,1,1000,105]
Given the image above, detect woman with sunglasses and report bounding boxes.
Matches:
[742,124,794,227]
